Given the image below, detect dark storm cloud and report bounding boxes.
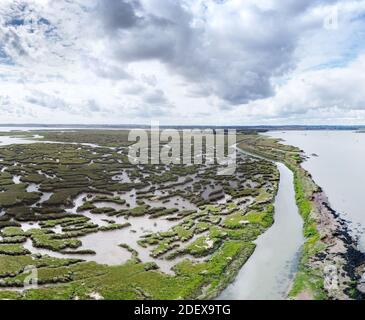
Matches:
[94,0,322,106]
[97,0,142,30]
[0,0,332,109]
[99,0,190,62]
[143,89,168,105]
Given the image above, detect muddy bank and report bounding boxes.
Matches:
[310,189,365,299]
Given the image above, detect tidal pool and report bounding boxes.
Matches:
[22,191,190,274]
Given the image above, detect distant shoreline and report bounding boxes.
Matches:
[1,124,365,131]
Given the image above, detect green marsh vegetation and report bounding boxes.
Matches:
[0,130,279,299]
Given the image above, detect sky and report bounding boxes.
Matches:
[0,0,365,125]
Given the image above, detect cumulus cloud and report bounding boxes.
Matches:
[1,0,365,124]
[93,0,363,108]
[94,0,297,105]
[143,89,169,105]
[98,0,142,31]
[25,91,69,110]
[259,54,365,118]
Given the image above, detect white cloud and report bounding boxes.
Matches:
[255,54,365,118]
[0,0,365,125]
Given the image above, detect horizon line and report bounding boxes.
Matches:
[1,123,365,129]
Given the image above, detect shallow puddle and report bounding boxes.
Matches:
[21,191,192,274]
[12,175,21,184]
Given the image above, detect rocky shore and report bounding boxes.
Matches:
[312,189,365,299]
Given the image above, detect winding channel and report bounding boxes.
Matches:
[220,155,304,299]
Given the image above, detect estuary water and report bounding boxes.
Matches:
[266,130,365,252]
[220,162,303,299]
[0,135,44,146]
